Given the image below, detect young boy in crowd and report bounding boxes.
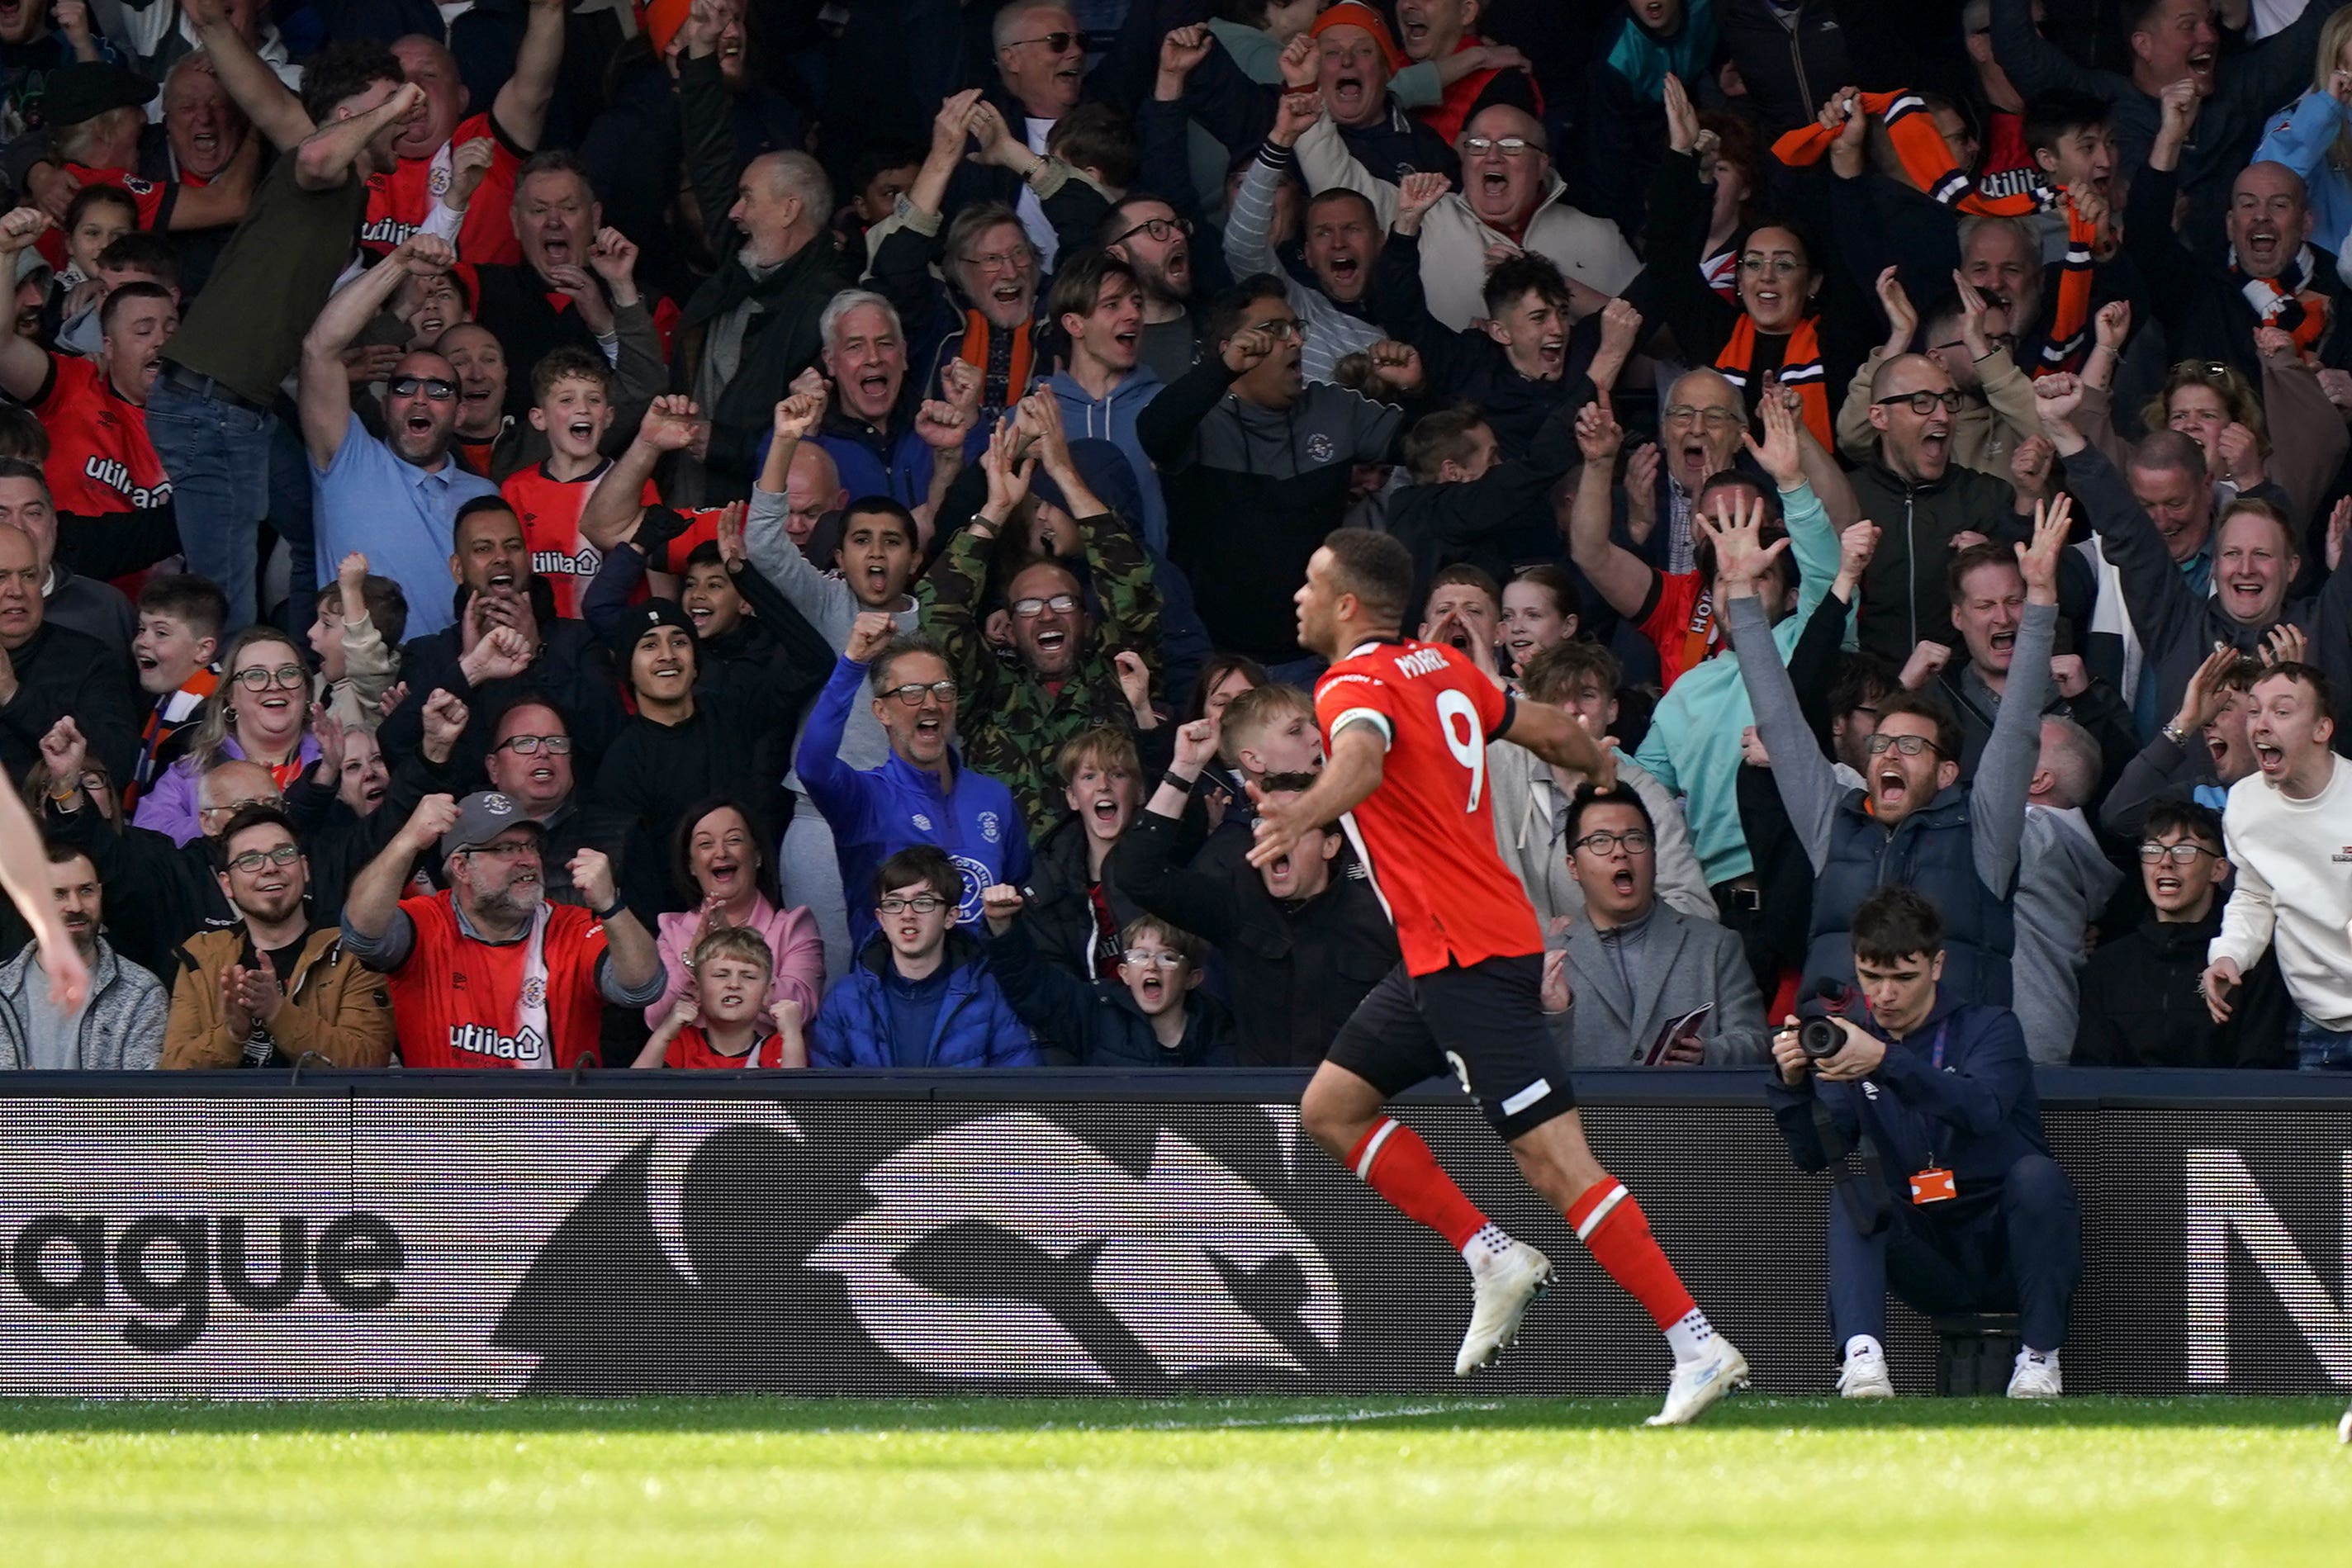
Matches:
[635,926,807,1068]
[810,847,1038,1069]
[981,886,1235,1068]
[501,348,641,618]
[126,573,225,810]
[308,552,407,732]
[1218,683,1324,787]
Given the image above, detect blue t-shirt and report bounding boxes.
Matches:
[311,412,499,637]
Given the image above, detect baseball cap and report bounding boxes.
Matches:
[1309,2,1406,73]
[42,61,159,129]
[440,790,543,861]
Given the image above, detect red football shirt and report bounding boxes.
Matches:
[665,1023,791,1069]
[32,354,171,519]
[1315,637,1543,976]
[361,112,524,265]
[383,892,610,1068]
[501,462,659,618]
[1634,571,1718,689]
[39,164,178,267]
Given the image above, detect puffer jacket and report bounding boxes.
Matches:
[809,930,1039,1069]
[0,938,166,1069]
[161,924,395,1069]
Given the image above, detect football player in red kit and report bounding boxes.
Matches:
[1250,529,1748,1425]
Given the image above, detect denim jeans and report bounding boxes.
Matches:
[143,375,277,636]
[2293,1014,2352,1071]
[267,415,316,638]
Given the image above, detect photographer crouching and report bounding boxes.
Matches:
[1767,888,2081,1401]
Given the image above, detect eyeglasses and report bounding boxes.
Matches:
[1738,256,1806,277]
[387,375,458,400]
[231,663,308,692]
[1662,404,1742,429]
[878,893,948,914]
[1461,135,1537,159]
[884,680,958,706]
[1122,950,1186,969]
[1865,733,1943,758]
[957,248,1033,272]
[464,839,541,862]
[1248,318,1304,341]
[494,733,573,756]
[1011,593,1079,618]
[1112,216,1191,247]
[226,843,301,874]
[1572,829,1653,856]
[1007,29,1079,52]
[1875,390,1966,415]
[2140,841,2219,864]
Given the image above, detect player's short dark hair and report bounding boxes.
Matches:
[98,280,173,335]
[1830,651,1900,725]
[2144,798,2225,855]
[213,803,301,869]
[2022,88,2113,154]
[1875,689,1963,763]
[1520,640,1619,706]
[64,183,137,235]
[302,41,405,125]
[1046,248,1140,326]
[875,844,960,905]
[1561,781,1654,850]
[1203,273,1291,350]
[1049,102,1140,189]
[1852,885,1947,964]
[1945,540,2022,606]
[1402,405,1490,481]
[1321,527,1413,628]
[530,344,613,405]
[1482,252,1569,320]
[2251,659,2339,722]
[137,573,228,642]
[94,230,178,287]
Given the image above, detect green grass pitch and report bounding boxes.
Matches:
[2,1395,2345,1566]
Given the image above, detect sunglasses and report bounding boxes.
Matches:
[1008,29,1080,52]
[388,375,458,400]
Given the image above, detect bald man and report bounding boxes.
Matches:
[1851,354,2033,661]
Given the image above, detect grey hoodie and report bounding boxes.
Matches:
[2013,805,2124,1065]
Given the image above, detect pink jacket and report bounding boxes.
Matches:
[647,896,826,1028]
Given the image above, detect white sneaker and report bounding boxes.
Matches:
[2007,1350,2062,1400]
[1837,1343,1895,1399]
[1644,1336,1750,1426]
[1454,1241,1553,1375]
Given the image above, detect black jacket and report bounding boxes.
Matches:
[379,591,627,791]
[43,801,232,979]
[0,620,140,785]
[587,684,799,921]
[1715,0,1856,136]
[983,917,1236,1068]
[1022,811,1145,983]
[671,237,857,502]
[2124,159,2352,380]
[1110,806,1398,1068]
[2073,912,2293,1069]
[1849,460,2029,661]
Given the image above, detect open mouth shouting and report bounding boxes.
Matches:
[1136,967,1169,1006]
[1918,416,1951,466]
[2251,737,2286,776]
[1873,763,1910,810]
[1086,790,1123,831]
[538,228,577,270]
[1536,330,1565,377]
[2240,218,2284,273]
[2187,48,2217,91]
[704,852,742,895]
[1329,71,1368,119]
[2222,573,2271,618]
[564,415,596,447]
[2152,866,2184,899]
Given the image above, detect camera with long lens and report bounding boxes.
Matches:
[1795,979,1856,1061]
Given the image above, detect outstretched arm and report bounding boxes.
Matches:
[295,81,424,192]
[300,234,452,469]
[1247,721,1383,871]
[187,0,313,152]
[1561,392,1658,620]
[493,0,568,154]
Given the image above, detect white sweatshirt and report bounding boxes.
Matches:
[2210,756,2352,1030]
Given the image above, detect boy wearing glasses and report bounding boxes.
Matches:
[810,847,1037,1068]
[979,887,1234,1067]
[163,804,393,1068]
[1544,785,1768,1067]
[2074,799,2288,1067]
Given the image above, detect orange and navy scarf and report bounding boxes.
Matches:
[2236,245,2333,359]
[1771,90,2039,218]
[957,311,1035,416]
[129,669,219,808]
[2034,192,2103,377]
[1718,315,1833,450]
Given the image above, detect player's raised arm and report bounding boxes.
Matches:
[1496,699,1616,790]
[1246,722,1385,869]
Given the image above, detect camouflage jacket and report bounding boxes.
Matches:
[919,509,1161,837]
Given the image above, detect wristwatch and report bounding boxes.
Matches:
[2160,721,2189,748]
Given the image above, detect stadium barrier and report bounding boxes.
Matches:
[0,1068,2345,1397]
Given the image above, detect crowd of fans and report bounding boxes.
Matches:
[1,0,2349,1077]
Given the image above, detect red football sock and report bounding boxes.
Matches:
[1567,1177,1695,1331]
[1345,1117,1488,1251]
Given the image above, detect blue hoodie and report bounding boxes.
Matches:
[1049,366,1169,553]
[795,653,1033,953]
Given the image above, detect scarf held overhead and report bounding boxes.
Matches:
[1771,91,2039,218]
